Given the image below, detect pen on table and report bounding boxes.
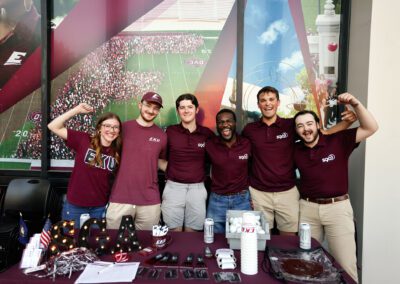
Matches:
[98,263,115,274]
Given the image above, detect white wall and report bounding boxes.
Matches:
[350,0,400,282]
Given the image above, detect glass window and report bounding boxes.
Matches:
[49,0,237,169]
[0,0,42,170]
[241,0,344,130]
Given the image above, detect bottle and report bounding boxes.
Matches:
[204,218,214,243]
[299,222,311,249]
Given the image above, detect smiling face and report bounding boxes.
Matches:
[295,113,320,147]
[258,91,280,123]
[99,118,121,146]
[138,100,161,123]
[216,112,236,143]
[177,99,198,124]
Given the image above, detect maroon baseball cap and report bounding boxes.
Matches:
[141,92,163,108]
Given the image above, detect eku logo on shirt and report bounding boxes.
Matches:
[4,51,27,66]
[198,142,205,148]
[322,154,335,163]
[149,137,161,143]
[238,153,248,160]
[84,149,116,171]
[276,132,288,140]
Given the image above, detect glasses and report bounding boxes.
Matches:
[101,124,120,131]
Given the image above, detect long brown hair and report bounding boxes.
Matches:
[90,112,122,171]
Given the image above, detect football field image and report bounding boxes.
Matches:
[103,31,219,127]
[0,31,220,168]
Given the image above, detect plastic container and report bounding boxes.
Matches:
[225,210,270,251]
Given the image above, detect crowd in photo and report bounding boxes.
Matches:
[13,127,42,159]
[125,32,204,54]
[14,32,205,159]
[14,33,203,160]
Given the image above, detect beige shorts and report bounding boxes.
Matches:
[161,180,207,230]
[249,186,299,233]
[300,198,358,282]
[106,202,161,230]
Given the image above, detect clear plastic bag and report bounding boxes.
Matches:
[265,246,343,283]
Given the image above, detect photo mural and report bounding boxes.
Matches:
[0,0,345,170]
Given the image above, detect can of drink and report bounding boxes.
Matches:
[80,213,90,228]
[299,222,311,249]
[204,218,214,243]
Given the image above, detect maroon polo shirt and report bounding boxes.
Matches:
[166,123,214,183]
[294,128,359,199]
[206,135,251,195]
[242,117,296,192]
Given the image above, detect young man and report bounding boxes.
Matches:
[161,94,214,232]
[205,109,252,233]
[106,91,167,230]
[293,93,378,283]
[242,86,355,235]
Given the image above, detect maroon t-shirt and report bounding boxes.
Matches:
[206,135,251,195]
[242,117,296,192]
[166,123,214,183]
[66,129,116,207]
[294,128,358,199]
[0,6,41,89]
[110,120,167,205]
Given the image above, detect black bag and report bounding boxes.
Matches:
[0,220,23,272]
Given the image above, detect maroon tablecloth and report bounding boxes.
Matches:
[0,231,355,283]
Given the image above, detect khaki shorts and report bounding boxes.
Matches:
[106,202,161,230]
[161,180,207,230]
[249,186,299,233]
[300,198,358,282]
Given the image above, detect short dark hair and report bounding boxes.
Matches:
[216,108,236,122]
[257,86,279,102]
[175,93,199,109]
[293,110,320,124]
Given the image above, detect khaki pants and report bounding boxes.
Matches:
[300,199,358,283]
[161,180,207,230]
[250,186,299,233]
[106,202,161,230]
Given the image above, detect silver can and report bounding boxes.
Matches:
[299,222,311,249]
[80,213,90,228]
[204,218,214,243]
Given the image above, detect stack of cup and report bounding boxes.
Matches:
[240,212,258,275]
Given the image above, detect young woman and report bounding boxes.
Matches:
[48,103,122,227]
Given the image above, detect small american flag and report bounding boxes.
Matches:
[40,217,52,249]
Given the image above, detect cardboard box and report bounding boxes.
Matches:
[225,210,270,251]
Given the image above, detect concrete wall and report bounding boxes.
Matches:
[347,0,372,281]
[348,0,400,282]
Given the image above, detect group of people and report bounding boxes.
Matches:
[48,86,378,283]
[14,31,206,160]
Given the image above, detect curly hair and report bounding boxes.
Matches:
[89,112,122,171]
